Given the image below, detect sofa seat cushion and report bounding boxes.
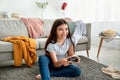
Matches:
[77,36,88,44]
[0,41,13,52]
[0,41,39,52]
[35,38,47,49]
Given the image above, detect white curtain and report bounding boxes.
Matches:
[66,0,120,22]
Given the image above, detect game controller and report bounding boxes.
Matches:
[67,56,79,62]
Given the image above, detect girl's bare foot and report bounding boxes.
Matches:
[35,74,41,80]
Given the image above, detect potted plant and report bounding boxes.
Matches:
[36,1,48,19]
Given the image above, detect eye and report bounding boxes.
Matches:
[65,28,68,31]
[65,28,68,30]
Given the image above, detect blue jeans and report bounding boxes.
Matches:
[38,55,81,80]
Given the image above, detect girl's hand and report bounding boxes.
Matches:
[76,56,80,63]
[61,58,72,66]
[67,55,81,63]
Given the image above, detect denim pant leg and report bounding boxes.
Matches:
[50,64,81,77]
[38,55,51,80]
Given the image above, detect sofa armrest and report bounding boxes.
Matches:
[86,23,91,50]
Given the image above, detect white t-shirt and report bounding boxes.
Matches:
[46,38,71,60]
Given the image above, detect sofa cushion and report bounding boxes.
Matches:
[0,41,13,52]
[38,19,54,38]
[35,40,40,49]
[77,36,88,44]
[0,19,29,39]
[68,22,76,34]
[0,40,39,52]
[36,38,47,49]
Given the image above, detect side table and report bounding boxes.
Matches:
[97,35,120,58]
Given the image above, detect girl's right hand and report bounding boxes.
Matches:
[61,58,72,66]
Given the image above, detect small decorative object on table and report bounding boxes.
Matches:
[99,29,118,42]
[36,1,48,19]
[11,13,20,19]
[3,12,11,18]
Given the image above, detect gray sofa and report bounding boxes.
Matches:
[0,19,91,63]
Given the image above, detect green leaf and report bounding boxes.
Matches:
[36,2,48,9]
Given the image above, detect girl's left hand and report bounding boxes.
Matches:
[68,55,81,63]
[76,56,80,63]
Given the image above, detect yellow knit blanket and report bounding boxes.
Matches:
[2,36,37,67]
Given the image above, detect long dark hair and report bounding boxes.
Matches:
[45,18,75,54]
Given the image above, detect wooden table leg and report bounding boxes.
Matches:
[97,38,104,58]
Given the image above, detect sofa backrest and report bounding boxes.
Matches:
[39,19,54,37]
[39,19,77,38]
[0,19,29,39]
[39,19,88,38]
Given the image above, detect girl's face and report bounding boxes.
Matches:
[56,24,69,41]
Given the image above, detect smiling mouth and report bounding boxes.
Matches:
[61,35,67,37]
